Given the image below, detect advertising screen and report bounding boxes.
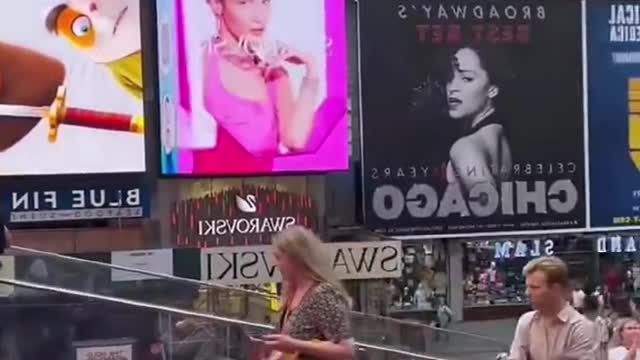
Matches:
[0,0,146,175]
[587,0,640,228]
[157,0,349,176]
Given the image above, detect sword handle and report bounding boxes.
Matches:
[47,86,144,143]
[65,108,143,133]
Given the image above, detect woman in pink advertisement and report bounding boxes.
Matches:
[194,0,321,173]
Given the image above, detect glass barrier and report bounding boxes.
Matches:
[0,281,265,360]
[350,312,509,359]
[7,247,508,359]
[0,276,443,360]
[9,247,278,325]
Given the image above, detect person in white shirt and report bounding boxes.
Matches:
[435,297,453,342]
[594,298,614,360]
[509,257,598,360]
[572,285,586,314]
[609,318,640,360]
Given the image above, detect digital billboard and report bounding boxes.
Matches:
[0,0,146,175]
[157,0,349,176]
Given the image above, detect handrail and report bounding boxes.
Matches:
[0,277,444,360]
[350,311,508,345]
[10,245,508,347]
[10,245,274,299]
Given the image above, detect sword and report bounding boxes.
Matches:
[0,86,144,143]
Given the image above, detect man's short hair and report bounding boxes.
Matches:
[523,256,569,288]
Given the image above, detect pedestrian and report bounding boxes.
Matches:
[435,297,453,342]
[258,226,355,360]
[572,284,586,314]
[0,223,11,254]
[608,318,640,360]
[594,307,613,360]
[509,256,599,360]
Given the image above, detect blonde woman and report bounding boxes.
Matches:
[610,318,640,360]
[260,226,355,360]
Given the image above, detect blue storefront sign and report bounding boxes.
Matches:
[3,186,150,223]
[588,1,640,228]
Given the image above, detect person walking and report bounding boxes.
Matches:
[258,226,355,360]
[572,284,586,314]
[0,223,11,254]
[509,256,599,360]
[609,318,640,360]
[435,297,453,342]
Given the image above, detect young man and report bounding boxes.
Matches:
[509,256,598,360]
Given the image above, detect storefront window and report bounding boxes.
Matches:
[596,234,640,314]
[462,236,596,308]
[387,240,449,315]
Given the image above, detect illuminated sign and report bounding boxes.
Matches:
[494,239,555,259]
[171,185,317,247]
[5,186,148,223]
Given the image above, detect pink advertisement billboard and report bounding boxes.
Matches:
[157,0,350,176]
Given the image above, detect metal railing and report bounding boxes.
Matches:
[0,277,444,360]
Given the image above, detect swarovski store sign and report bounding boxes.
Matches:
[172,183,317,247]
[201,241,402,285]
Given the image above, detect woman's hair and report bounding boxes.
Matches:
[610,317,638,348]
[412,43,515,115]
[445,44,514,91]
[272,226,348,301]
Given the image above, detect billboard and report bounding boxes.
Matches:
[587,1,640,228]
[0,0,146,175]
[359,1,586,236]
[156,0,349,176]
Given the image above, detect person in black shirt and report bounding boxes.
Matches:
[0,223,10,254]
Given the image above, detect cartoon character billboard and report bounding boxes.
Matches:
[0,0,146,175]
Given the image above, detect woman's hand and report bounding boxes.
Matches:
[262,334,301,353]
[274,44,318,79]
[626,338,638,360]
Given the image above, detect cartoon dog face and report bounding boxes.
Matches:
[45,0,141,64]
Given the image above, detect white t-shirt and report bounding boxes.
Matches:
[572,289,586,308]
[609,346,640,360]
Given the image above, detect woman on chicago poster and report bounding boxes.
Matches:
[442,45,513,196]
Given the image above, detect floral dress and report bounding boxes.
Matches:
[279,283,353,359]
